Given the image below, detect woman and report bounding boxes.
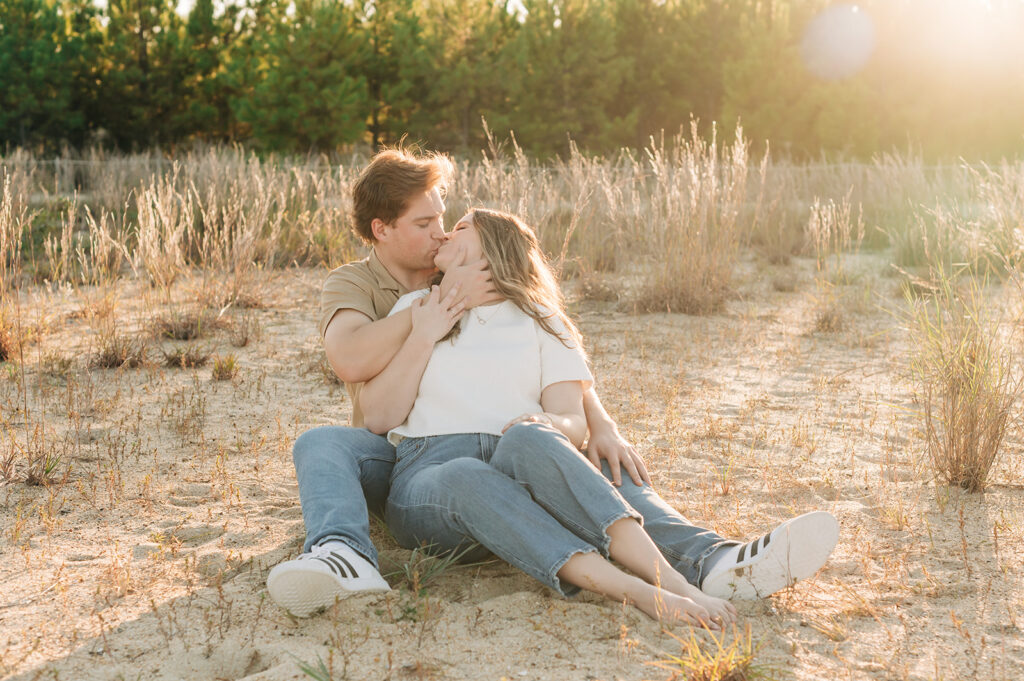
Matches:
[361,208,736,627]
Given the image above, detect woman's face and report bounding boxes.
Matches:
[434,213,484,272]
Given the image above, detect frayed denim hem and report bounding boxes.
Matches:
[594,509,644,558]
[547,546,598,597]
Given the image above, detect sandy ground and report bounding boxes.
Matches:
[1,255,1023,681]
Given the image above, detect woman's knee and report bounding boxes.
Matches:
[495,422,570,469]
[434,457,492,486]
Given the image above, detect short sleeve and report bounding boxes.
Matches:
[318,265,378,337]
[388,289,430,317]
[537,314,593,391]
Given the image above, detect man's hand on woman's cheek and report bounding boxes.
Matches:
[440,257,499,309]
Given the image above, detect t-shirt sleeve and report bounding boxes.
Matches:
[388,289,430,317]
[537,314,593,392]
[318,265,378,337]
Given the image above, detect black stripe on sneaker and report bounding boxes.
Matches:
[315,555,349,578]
[763,532,772,548]
[334,553,360,579]
[749,538,759,558]
[738,543,747,562]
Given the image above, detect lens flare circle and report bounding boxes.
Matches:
[800,4,876,80]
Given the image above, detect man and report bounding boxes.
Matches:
[267,147,839,617]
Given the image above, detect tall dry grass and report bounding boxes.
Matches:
[3,143,1024,312]
[629,123,750,313]
[906,271,1022,492]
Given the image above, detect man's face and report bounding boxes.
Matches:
[374,186,446,272]
[434,213,483,272]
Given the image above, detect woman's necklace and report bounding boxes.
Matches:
[474,302,502,325]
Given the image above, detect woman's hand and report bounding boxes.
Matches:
[410,285,465,344]
[502,412,554,432]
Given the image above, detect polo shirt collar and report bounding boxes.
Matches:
[368,248,407,295]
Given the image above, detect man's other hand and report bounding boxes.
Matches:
[585,426,651,487]
[439,243,500,309]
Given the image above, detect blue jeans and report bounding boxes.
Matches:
[292,424,730,585]
[387,426,641,595]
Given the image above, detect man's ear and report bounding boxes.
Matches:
[370,218,389,242]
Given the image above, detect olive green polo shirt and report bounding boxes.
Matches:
[318,249,410,428]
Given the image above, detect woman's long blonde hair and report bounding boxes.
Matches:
[451,208,583,351]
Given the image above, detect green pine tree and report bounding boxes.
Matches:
[233,0,371,151]
[0,0,78,149]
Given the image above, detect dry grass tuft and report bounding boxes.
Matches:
[578,272,620,302]
[907,271,1023,492]
[303,351,341,386]
[91,326,149,369]
[0,308,15,362]
[229,310,263,347]
[646,624,771,681]
[149,307,220,341]
[813,302,845,334]
[161,344,212,369]
[40,349,75,379]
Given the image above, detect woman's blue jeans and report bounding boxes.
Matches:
[292,423,731,587]
[386,425,641,595]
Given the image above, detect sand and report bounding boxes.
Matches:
[2,255,1023,680]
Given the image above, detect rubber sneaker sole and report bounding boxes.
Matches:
[267,564,390,618]
[701,510,839,600]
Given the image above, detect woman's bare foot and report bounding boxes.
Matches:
[689,590,738,626]
[633,587,721,629]
[654,569,738,627]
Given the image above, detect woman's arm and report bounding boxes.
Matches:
[530,380,588,449]
[361,287,464,434]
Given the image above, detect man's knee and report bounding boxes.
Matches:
[292,426,336,466]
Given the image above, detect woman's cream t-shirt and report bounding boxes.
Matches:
[386,291,593,444]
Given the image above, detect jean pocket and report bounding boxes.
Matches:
[392,437,428,479]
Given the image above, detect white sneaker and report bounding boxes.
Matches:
[700,511,839,600]
[267,541,390,617]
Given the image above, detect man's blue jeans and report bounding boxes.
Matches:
[292,424,731,587]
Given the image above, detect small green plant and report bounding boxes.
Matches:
[386,542,486,597]
[294,653,334,681]
[646,623,771,681]
[211,353,239,380]
[906,270,1022,492]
